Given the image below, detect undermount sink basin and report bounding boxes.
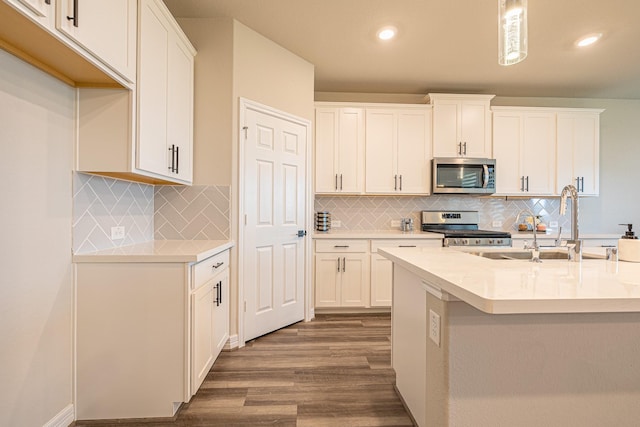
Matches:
[468,250,605,261]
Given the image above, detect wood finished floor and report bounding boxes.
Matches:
[75,313,413,427]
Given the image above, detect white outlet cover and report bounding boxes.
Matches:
[492,220,503,228]
[429,309,441,347]
[111,226,125,240]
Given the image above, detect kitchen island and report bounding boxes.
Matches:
[379,246,640,427]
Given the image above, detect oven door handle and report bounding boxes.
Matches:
[482,164,489,188]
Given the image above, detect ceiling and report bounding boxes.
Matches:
[163,0,640,99]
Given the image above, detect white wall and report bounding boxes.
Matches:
[0,50,74,426]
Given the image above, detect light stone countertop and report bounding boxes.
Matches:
[73,240,234,263]
[379,246,640,314]
[312,230,444,239]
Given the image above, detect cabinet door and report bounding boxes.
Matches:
[315,108,339,193]
[315,254,341,307]
[337,108,365,193]
[57,0,136,82]
[8,0,54,27]
[557,113,600,195]
[460,100,491,158]
[397,110,431,194]
[370,254,392,307]
[167,34,194,182]
[493,111,523,194]
[191,281,214,396]
[432,100,460,157]
[137,0,169,177]
[522,112,556,195]
[365,109,397,193]
[341,254,369,307]
[212,272,229,360]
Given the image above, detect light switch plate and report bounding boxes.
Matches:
[111,226,125,240]
[429,309,441,347]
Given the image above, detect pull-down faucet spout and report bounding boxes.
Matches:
[560,184,582,261]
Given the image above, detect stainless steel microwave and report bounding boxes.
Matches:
[432,158,496,194]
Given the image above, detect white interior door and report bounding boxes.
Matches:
[243,104,307,341]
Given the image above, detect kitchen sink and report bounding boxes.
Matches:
[468,250,605,261]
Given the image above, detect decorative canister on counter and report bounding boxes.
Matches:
[315,211,331,232]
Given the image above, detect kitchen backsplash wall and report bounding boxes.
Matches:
[73,173,231,254]
[155,185,230,240]
[73,173,155,253]
[315,195,572,233]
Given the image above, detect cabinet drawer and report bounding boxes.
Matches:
[193,250,229,290]
[315,240,368,253]
[371,239,442,253]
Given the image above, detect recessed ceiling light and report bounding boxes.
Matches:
[377,26,397,41]
[576,33,602,47]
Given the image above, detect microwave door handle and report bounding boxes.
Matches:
[482,165,489,188]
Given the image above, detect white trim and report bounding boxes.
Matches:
[224,334,240,350]
[43,404,74,427]
[237,98,312,347]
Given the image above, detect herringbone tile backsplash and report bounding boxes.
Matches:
[155,185,230,240]
[314,195,571,232]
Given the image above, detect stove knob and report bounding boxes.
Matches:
[488,239,494,245]
[462,239,468,245]
[497,239,502,245]
[475,239,481,245]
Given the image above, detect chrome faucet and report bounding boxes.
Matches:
[516,209,541,262]
[560,184,582,262]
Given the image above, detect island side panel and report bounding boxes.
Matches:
[447,301,640,427]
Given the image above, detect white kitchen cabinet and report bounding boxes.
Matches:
[315,105,365,194]
[6,0,55,28]
[556,110,603,195]
[492,108,556,196]
[365,107,432,194]
[429,93,494,158]
[57,0,136,82]
[75,246,231,420]
[370,239,443,307]
[191,249,229,395]
[137,0,195,183]
[76,0,195,185]
[314,240,369,307]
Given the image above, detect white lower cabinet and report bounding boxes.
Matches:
[191,250,229,395]
[314,238,443,309]
[315,240,369,308]
[75,248,230,420]
[370,239,443,307]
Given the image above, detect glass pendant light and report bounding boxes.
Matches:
[498,0,528,66]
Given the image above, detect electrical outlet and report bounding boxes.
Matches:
[429,309,441,347]
[391,220,401,228]
[549,221,559,228]
[111,226,125,240]
[492,220,503,228]
[332,220,342,228]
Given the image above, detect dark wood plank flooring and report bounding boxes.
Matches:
[75,313,414,427]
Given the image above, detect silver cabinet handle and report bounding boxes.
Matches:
[394,175,398,191]
[335,174,338,190]
[175,145,180,174]
[457,142,462,155]
[399,175,403,191]
[340,174,343,190]
[399,245,416,247]
[463,142,467,155]
[333,245,349,248]
[67,0,78,27]
[342,257,346,273]
[525,176,529,192]
[520,176,525,192]
[575,177,580,191]
[212,262,224,269]
[580,177,585,192]
[337,258,340,272]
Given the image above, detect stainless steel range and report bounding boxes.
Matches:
[421,210,512,247]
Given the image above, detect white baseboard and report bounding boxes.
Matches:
[43,404,74,427]
[224,334,239,350]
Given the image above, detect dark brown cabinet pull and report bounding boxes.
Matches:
[67,0,78,27]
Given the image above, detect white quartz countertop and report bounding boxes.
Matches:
[379,246,640,314]
[511,232,619,240]
[73,240,234,263]
[313,230,444,239]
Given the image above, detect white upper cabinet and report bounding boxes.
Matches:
[556,110,603,196]
[315,106,365,194]
[430,93,494,158]
[7,0,55,28]
[137,0,195,183]
[492,108,556,196]
[365,107,432,194]
[57,0,137,82]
